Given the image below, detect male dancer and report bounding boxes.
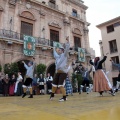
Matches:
[50,36,70,102]
[79,66,92,94]
[110,60,120,92]
[22,58,35,98]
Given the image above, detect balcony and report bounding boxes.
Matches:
[48,2,58,10]
[0,29,53,46]
[0,29,90,57]
[72,13,80,20]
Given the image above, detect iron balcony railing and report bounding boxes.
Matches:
[0,29,90,54]
[0,29,53,46]
[71,13,80,19]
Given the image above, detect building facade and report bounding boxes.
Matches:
[97,16,120,86]
[0,0,91,77]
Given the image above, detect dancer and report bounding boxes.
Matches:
[79,66,92,94]
[90,54,115,96]
[110,60,120,92]
[50,36,70,102]
[22,58,35,98]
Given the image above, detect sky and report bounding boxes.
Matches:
[84,0,120,56]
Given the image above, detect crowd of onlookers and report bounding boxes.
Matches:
[0,72,55,96]
[0,71,74,97]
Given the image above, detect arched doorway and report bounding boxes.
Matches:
[17,60,29,81]
[47,63,55,77]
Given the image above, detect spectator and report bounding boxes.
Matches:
[65,75,73,96]
[2,74,10,96]
[9,74,16,96]
[46,73,53,94]
[14,72,23,96]
[37,74,46,95]
[32,74,38,95]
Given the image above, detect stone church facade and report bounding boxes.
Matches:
[0,0,91,76]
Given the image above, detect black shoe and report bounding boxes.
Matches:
[22,93,26,98]
[109,89,115,96]
[50,93,54,100]
[115,89,118,92]
[99,91,103,96]
[59,96,67,102]
[28,94,33,98]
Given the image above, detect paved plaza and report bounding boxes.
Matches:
[0,92,120,120]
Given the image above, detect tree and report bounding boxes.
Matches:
[4,63,19,77]
[0,64,2,72]
[72,73,83,92]
[36,64,46,76]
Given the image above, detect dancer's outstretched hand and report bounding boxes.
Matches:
[106,52,109,55]
[110,59,113,62]
[22,61,25,64]
[66,36,69,43]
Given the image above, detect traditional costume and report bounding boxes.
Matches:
[90,56,115,96]
[22,61,35,98]
[50,40,70,102]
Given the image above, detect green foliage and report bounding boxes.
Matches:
[4,63,19,77]
[36,64,46,76]
[0,65,2,72]
[72,73,83,92]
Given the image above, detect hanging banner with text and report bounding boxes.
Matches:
[78,47,85,62]
[23,35,36,56]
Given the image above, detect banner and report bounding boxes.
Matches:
[53,41,63,48]
[78,47,85,62]
[23,35,36,56]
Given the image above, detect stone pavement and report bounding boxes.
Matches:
[0,92,120,120]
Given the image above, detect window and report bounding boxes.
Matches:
[111,56,119,71]
[50,29,59,42]
[111,56,119,63]
[49,0,55,4]
[74,36,81,50]
[109,40,118,53]
[49,0,58,9]
[21,21,33,39]
[42,1,46,4]
[107,25,114,33]
[113,22,120,27]
[72,9,77,17]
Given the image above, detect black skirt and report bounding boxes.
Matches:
[39,85,44,90]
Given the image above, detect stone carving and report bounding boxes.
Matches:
[39,9,46,16]
[20,11,35,20]
[0,6,3,11]
[48,20,61,28]
[72,28,82,35]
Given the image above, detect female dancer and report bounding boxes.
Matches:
[90,54,115,96]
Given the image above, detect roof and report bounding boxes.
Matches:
[96,16,120,28]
